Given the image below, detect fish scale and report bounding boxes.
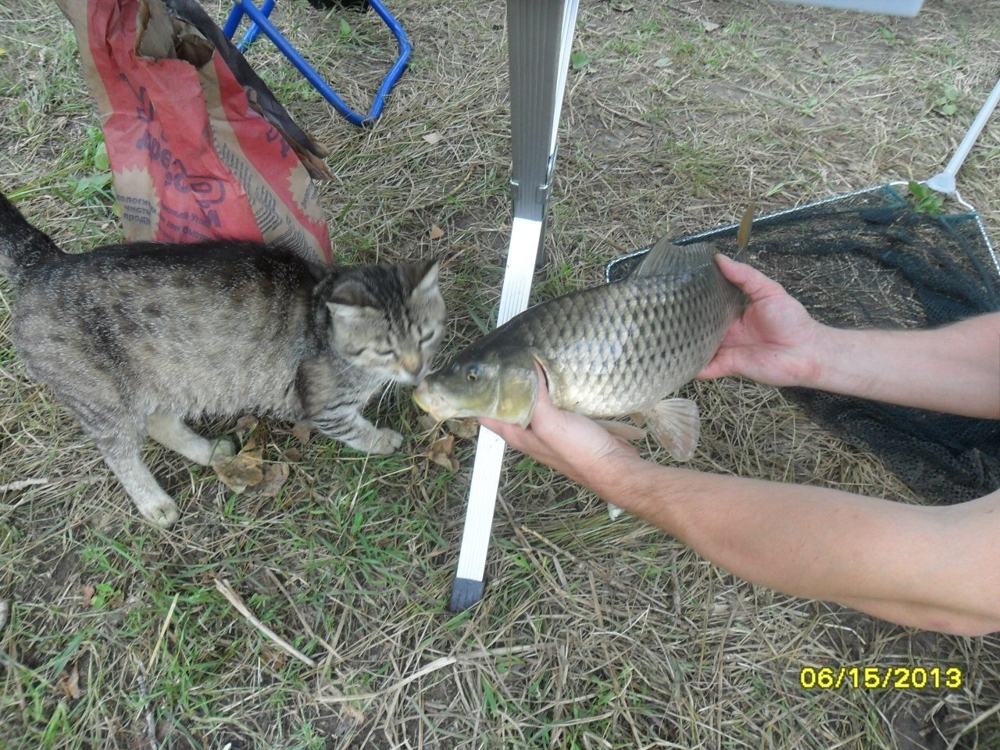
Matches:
[414,239,747,452]
[475,254,742,416]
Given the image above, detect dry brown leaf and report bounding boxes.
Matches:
[291,422,311,444]
[447,418,479,439]
[417,414,440,432]
[80,585,95,607]
[213,449,264,494]
[235,415,258,437]
[262,649,288,669]
[428,434,459,471]
[429,223,444,240]
[282,447,303,463]
[256,462,290,498]
[57,666,82,699]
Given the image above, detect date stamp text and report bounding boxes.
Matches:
[799,666,963,691]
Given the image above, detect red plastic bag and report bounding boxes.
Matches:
[55,0,333,264]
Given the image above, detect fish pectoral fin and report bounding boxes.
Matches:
[594,420,647,442]
[643,398,700,462]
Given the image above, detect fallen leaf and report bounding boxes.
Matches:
[291,423,311,444]
[428,434,459,471]
[235,415,258,437]
[570,51,592,70]
[256,462,290,498]
[702,20,721,32]
[422,131,443,145]
[653,57,672,68]
[57,666,82,699]
[429,223,445,240]
[213,449,264,494]
[448,418,479,439]
[417,414,440,432]
[80,585,96,607]
[282,447,303,463]
[261,648,288,669]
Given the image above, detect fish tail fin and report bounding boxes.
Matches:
[643,397,701,461]
[0,191,64,286]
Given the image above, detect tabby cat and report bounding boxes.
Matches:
[0,193,445,527]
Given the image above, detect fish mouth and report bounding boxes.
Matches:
[412,381,462,422]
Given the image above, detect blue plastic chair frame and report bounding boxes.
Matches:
[222,0,411,126]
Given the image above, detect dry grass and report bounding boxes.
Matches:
[2,0,1000,748]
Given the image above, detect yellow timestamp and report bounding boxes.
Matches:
[799,666,963,691]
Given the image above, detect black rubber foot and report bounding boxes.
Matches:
[448,577,485,612]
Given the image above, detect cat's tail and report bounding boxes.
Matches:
[0,191,65,286]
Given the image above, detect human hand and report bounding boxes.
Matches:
[698,254,828,387]
[478,363,642,493]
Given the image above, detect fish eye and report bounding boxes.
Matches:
[466,364,481,382]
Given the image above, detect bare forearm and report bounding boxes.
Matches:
[587,457,1000,635]
[808,313,1000,418]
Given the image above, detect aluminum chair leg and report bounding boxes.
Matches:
[449,0,580,612]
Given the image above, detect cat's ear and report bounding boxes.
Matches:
[329,278,370,308]
[327,278,379,321]
[409,259,439,299]
[327,300,381,321]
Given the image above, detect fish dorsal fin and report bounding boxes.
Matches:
[735,202,755,259]
[631,238,717,279]
[643,398,701,461]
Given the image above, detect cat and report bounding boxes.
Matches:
[0,192,446,528]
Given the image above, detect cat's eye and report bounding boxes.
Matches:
[418,329,435,345]
[466,364,481,382]
[374,346,395,357]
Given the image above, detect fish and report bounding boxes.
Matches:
[413,232,749,462]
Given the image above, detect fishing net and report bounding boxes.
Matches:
[607,184,1000,504]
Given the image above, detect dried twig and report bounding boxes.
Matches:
[0,478,49,493]
[265,568,340,662]
[316,645,538,704]
[946,700,1000,750]
[214,578,316,669]
[130,655,159,750]
[147,593,179,673]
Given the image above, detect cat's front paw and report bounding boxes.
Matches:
[137,496,180,528]
[210,439,236,462]
[367,427,404,455]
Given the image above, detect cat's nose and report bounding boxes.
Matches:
[400,352,423,380]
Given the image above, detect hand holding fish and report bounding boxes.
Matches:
[479,362,641,494]
[483,323,1000,637]
[475,259,1000,635]
[696,254,828,388]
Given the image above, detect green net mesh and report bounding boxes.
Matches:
[607,185,1000,504]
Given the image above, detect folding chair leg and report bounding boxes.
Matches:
[448,0,580,612]
[222,0,411,126]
